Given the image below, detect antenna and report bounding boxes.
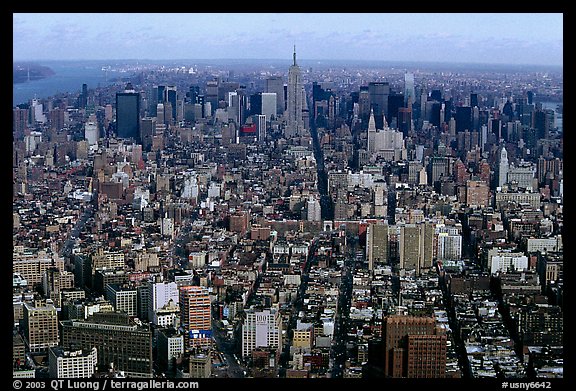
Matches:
[293,45,296,66]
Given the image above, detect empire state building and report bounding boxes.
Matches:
[286,47,304,138]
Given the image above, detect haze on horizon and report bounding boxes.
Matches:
[13,13,563,67]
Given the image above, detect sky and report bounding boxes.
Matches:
[13,13,563,66]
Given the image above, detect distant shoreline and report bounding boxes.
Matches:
[13,63,55,84]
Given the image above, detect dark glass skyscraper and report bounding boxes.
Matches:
[116,83,140,141]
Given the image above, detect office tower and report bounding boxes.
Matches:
[13,107,28,133]
[157,328,184,373]
[428,101,441,126]
[382,315,446,378]
[453,159,468,185]
[399,222,434,274]
[387,93,404,126]
[105,284,137,317]
[48,347,98,378]
[23,300,59,352]
[79,83,88,109]
[497,146,509,188]
[156,103,165,126]
[157,85,166,103]
[49,108,66,130]
[307,196,321,221]
[255,114,267,142]
[367,109,377,153]
[148,279,179,323]
[437,232,462,261]
[404,73,415,106]
[466,180,490,208]
[456,106,472,132]
[140,117,156,152]
[84,121,98,146]
[359,86,371,123]
[533,109,554,139]
[266,76,285,115]
[366,222,389,271]
[398,107,412,137]
[368,82,390,128]
[261,92,277,122]
[116,83,140,141]
[189,353,212,378]
[470,92,479,108]
[250,92,262,116]
[164,86,177,121]
[205,79,218,116]
[241,306,283,359]
[180,286,211,349]
[61,312,153,377]
[42,267,74,308]
[286,47,304,137]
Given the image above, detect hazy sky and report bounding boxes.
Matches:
[13,13,563,66]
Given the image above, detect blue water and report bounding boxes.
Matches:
[13,60,123,106]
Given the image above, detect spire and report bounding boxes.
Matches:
[293,45,297,66]
[368,108,376,132]
[383,114,388,129]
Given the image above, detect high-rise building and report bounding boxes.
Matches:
[368,82,390,127]
[242,306,283,359]
[189,353,212,378]
[399,222,434,274]
[148,279,179,323]
[261,92,277,122]
[164,86,177,121]
[466,179,490,208]
[266,76,285,115]
[179,286,211,349]
[157,328,184,373]
[456,106,472,132]
[398,107,412,137]
[306,196,321,222]
[42,267,74,308]
[79,83,88,109]
[116,83,140,141]
[387,93,404,126]
[13,108,28,134]
[48,347,98,378]
[255,114,267,142]
[23,300,59,352]
[286,47,304,138]
[84,121,99,146]
[382,315,446,378]
[366,222,389,271]
[436,233,462,261]
[497,146,509,188]
[404,73,415,106]
[61,312,153,377]
[105,284,138,317]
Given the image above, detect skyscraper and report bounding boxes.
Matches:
[369,81,390,128]
[241,306,283,360]
[179,286,211,349]
[286,47,304,138]
[498,146,509,188]
[266,76,285,115]
[366,222,389,271]
[382,315,446,378]
[23,300,59,352]
[116,83,140,141]
[404,73,415,106]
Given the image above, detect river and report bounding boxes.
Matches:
[13,60,124,106]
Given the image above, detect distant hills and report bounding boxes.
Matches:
[13,62,55,84]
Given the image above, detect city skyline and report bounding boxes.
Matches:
[13,13,563,66]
